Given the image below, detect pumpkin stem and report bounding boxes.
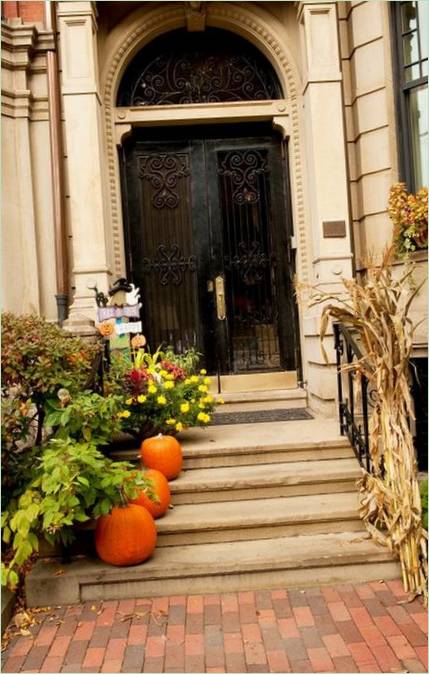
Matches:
[118,486,128,508]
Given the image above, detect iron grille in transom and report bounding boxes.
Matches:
[116,29,282,107]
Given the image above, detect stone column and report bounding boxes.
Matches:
[57,1,110,332]
[298,1,354,414]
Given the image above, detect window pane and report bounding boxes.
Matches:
[422,60,428,76]
[409,85,428,188]
[404,63,421,82]
[401,1,417,31]
[403,30,420,65]
[418,1,428,59]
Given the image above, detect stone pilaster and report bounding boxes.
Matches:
[57,1,111,327]
[297,1,354,414]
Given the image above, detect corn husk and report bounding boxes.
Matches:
[303,247,427,603]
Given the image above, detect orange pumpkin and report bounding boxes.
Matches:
[131,469,171,519]
[95,504,157,566]
[140,434,183,480]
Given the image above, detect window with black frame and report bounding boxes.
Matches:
[392,1,428,190]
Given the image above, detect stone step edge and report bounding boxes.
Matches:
[169,471,360,494]
[156,510,361,535]
[28,536,394,587]
[214,388,307,403]
[182,437,351,458]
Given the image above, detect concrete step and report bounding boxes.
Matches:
[210,371,298,394]
[183,438,353,469]
[26,531,400,606]
[170,458,361,504]
[214,387,307,413]
[108,419,352,468]
[157,492,364,546]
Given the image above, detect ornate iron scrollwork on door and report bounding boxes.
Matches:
[224,241,273,283]
[218,150,268,205]
[142,244,196,286]
[139,153,190,209]
[117,29,282,107]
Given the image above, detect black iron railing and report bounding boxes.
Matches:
[333,323,372,472]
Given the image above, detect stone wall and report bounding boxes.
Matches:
[339,0,400,269]
[1,19,58,319]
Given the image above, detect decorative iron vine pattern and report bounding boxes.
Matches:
[218,150,268,205]
[142,244,196,286]
[225,241,274,283]
[139,154,190,209]
[117,29,282,107]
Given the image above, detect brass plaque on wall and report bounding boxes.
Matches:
[323,220,346,238]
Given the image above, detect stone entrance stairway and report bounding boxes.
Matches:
[26,416,400,607]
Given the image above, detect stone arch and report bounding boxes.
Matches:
[101,2,310,282]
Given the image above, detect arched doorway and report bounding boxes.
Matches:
[118,28,299,376]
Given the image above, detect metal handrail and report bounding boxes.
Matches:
[333,323,372,473]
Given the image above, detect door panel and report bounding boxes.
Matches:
[121,125,298,375]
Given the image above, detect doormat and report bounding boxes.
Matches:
[212,408,313,426]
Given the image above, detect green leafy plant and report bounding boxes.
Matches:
[420,479,428,531]
[1,438,155,589]
[163,346,202,373]
[45,392,123,445]
[1,313,96,446]
[1,313,97,505]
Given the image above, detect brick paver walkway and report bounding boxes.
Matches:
[2,580,427,673]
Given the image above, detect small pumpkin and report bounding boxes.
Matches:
[95,503,157,566]
[140,433,183,480]
[131,469,171,519]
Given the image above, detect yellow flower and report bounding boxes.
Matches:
[218,397,225,405]
[197,412,210,423]
[180,402,190,414]
[157,395,167,405]
[125,398,133,406]
[164,381,174,390]
[137,394,147,403]
[203,395,213,404]
[198,384,208,393]
[160,369,168,378]
[184,378,191,385]
[166,373,174,380]
[203,377,211,386]
[198,402,205,409]
[148,384,157,394]
[166,418,176,426]
[119,410,131,418]
[175,422,183,432]
[190,375,199,383]
[200,369,207,375]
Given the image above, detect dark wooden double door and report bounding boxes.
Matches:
[121,124,298,375]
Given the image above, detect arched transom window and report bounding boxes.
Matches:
[117,28,283,106]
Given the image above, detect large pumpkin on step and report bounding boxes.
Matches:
[95,504,157,566]
[140,434,183,480]
[131,469,171,519]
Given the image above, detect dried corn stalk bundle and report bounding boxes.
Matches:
[307,248,427,602]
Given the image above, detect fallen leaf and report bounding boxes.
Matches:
[53,569,64,576]
[19,629,31,637]
[397,593,418,605]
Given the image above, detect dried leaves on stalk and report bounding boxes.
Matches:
[305,247,427,602]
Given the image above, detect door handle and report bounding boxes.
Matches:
[215,275,226,320]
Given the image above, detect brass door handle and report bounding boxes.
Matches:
[215,275,226,320]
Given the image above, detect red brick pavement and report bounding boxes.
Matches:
[2,581,427,673]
